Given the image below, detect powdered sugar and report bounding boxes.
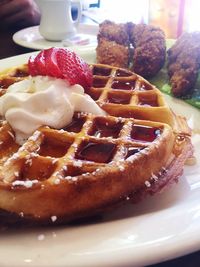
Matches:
[145,180,151,188]
[12,179,38,188]
[73,160,82,167]
[51,216,57,222]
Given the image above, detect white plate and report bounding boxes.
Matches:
[0,53,200,267]
[12,24,98,50]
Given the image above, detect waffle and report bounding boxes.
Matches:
[0,63,192,224]
[89,64,176,127]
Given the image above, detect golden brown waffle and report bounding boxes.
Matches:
[0,64,28,93]
[89,64,180,128]
[0,63,192,224]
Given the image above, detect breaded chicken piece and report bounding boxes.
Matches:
[97,20,129,46]
[96,38,129,68]
[96,21,166,78]
[167,32,200,97]
[129,24,166,78]
[96,20,129,68]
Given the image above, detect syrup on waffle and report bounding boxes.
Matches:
[89,64,175,127]
[0,63,192,224]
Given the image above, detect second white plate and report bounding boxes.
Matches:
[13,24,98,50]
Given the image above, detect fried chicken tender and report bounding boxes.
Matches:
[96,20,129,68]
[97,20,129,45]
[167,32,200,97]
[129,24,166,78]
[96,20,166,78]
[96,38,129,68]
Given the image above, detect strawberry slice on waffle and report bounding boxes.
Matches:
[28,47,92,89]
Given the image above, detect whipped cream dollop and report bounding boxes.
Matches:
[0,76,105,144]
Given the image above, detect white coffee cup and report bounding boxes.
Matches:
[35,0,82,41]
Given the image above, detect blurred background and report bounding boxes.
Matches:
[82,0,200,38]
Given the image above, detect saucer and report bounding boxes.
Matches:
[13,24,98,50]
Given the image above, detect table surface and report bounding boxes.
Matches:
[0,26,200,267]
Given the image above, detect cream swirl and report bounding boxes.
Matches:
[0,76,105,144]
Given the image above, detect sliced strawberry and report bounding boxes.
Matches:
[28,47,92,89]
[44,48,63,78]
[35,50,46,76]
[56,48,92,88]
[56,48,76,85]
[28,54,38,76]
[72,53,92,88]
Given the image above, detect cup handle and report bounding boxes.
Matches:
[71,0,82,26]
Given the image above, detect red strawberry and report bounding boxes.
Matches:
[44,48,63,78]
[28,47,92,89]
[56,48,79,85]
[35,50,46,75]
[56,48,92,88]
[71,51,92,88]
